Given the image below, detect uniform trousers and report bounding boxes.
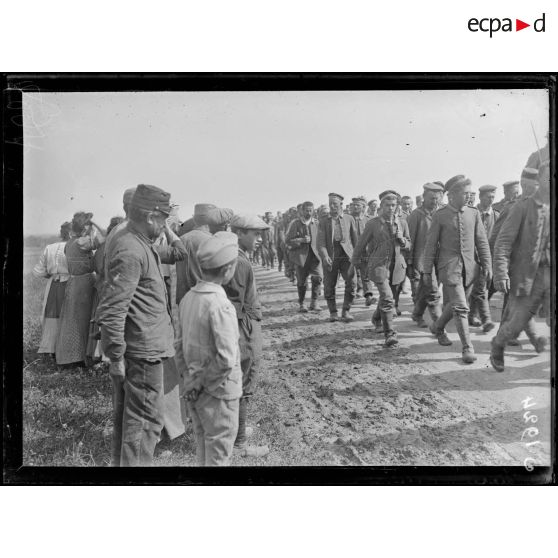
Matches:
[323,243,356,313]
[412,270,441,319]
[469,267,492,324]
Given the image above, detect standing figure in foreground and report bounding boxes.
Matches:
[32,221,72,359]
[98,184,176,466]
[286,201,323,312]
[55,212,104,366]
[317,193,358,323]
[423,175,492,364]
[175,232,242,465]
[351,190,410,347]
[224,214,270,458]
[406,183,444,328]
[490,163,550,372]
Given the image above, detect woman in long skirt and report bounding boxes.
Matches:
[55,212,104,366]
[32,222,73,357]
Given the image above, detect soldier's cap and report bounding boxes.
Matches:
[432,181,445,189]
[379,189,400,202]
[502,180,520,190]
[302,201,314,208]
[352,196,367,205]
[444,175,471,193]
[131,184,171,215]
[521,167,539,189]
[328,192,344,201]
[288,206,297,212]
[207,207,234,227]
[197,231,238,270]
[368,199,378,205]
[423,182,444,193]
[478,184,497,193]
[123,187,137,205]
[178,217,196,236]
[230,213,270,231]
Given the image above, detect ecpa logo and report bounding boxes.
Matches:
[468,13,546,37]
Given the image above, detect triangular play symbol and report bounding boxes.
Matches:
[516,19,530,31]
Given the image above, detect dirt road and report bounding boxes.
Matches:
[252,266,551,467]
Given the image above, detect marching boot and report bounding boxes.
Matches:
[382,310,398,347]
[234,398,269,458]
[297,285,308,313]
[490,338,505,372]
[309,278,322,311]
[455,315,476,364]
[523,319,547,353]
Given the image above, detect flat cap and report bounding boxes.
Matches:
[328,192,344,201]
[131,184,171,214]
[368,199,378,205]
[197,231,239,270]
[123,187,137,205]
[444,175,471,193]
[352,196,367,205]
[230,213,270,230]
[479,184,497,193]
[521,167,539,189]
[207,207,234,227]
[502,180,520,190]
[379,190,400,201]
[423,182,444,193]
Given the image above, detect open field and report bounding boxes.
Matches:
[23,246,552,467]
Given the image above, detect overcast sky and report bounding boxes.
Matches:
[23,89,548,235]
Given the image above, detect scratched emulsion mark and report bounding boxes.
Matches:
[6,81,62,151]
[521,396,542,471]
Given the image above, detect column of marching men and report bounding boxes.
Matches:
[32,141,550,466]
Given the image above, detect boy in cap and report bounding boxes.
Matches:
[98,184,178,466]
[286,201,323,312]
[468,184,499,331]
[407,183,444,328]
[174,232,241,465]
[175,203,216,304]
[422,175,492,364]
[225,214,270,457]
[317,193,358,322]
[490,163,550,372]
[351,190,410,346]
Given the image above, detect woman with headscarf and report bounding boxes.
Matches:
[32,221,73,358]
[55,212,105,366]
[85,216,124,366]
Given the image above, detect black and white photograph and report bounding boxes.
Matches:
[5,75,553,478]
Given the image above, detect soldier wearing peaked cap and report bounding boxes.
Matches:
[407,182,444,328]
[492,181,520,214]
[351,190,410,347]
[223,214,270,458]
[97,184,184,466]
[174,231,242,465]
[175,203,217,305]
[367,199,379,218]
[422,175,492,364]
[350,196,376,306]
[317,193,358,322]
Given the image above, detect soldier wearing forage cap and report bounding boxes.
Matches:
[174,232,241,466]
[286,201,323,312]
[175,203,216,304]
[350,196,375,305]
[98,184,180,466]
[492,181,520,214]
[367,199,379,218]
[317,193,358,322]
[274,211,287,273]
[400,196,414,219]
[490,162,550,372]
[261,211,276,270]
[468,184,500,331]
[224,214,270,458]
[407,183,444,328]
[422,175,492,364]
[351,190,410,347]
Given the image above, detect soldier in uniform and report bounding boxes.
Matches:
[225,213,270,457]
[367,199,379,218]
[286,201,323,312]
[492,180,520,214]
[350,196,375,305]
[468,184,499,331]
[274,211,286,272]
[317,193,358,322]
[423,175,492,364]
[407,182,444,328]
[261,211,276,270]
[351,190,410,347]
[466,191,476,207]
[490,162,550,372]
[400,196,413,219]
[283,206,299,282]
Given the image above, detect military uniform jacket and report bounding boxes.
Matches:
[489,200,516,254]
[223,248,262,321]
[351,215,410,285]
[423,204,491,288]
[493,196,550,297]
[476,205,500,240]
[285,217,320,267]
[407,206,436,272]
[317,213,358,260]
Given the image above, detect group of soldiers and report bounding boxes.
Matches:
[248,144,550,370]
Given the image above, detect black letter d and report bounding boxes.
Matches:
[534,13,545,32]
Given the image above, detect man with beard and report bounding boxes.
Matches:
[317,193,358,323]
[98,184,177,466]
[286,201,323,312]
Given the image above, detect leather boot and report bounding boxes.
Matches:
[309,278,321,311]
[381,310,398,346]
[297,286,308,312]
[455,315,476,363]
[234,398,269,457]
[490,338,505,372]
